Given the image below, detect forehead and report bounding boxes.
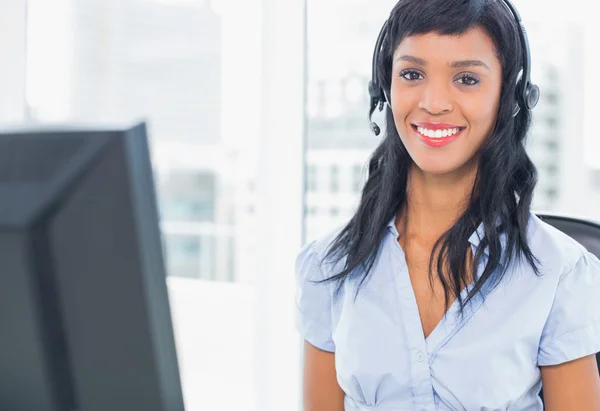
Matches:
[393,26,500,65]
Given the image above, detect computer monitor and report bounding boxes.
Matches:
[0,122,185,411]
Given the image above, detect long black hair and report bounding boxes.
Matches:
[319,0,541,312]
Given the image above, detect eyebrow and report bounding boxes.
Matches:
[450,59,490,71]
[395,55,491,71]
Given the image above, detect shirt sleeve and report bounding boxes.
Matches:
[294,240,335,352]
[538,250,600,366]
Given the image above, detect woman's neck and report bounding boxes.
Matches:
[397,164,478,245]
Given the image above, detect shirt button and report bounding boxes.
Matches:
[415,351,425,362]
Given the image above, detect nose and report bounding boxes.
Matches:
[418,82,454,115]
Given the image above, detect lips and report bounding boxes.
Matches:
[412,122,465,130]
[410,122,466,148]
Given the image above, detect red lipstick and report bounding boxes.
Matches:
[411,122,465,148]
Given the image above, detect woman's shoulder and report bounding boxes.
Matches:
[299,223,347,261]
[525,212,592,275]
[295,223,348,279]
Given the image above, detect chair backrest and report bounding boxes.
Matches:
[536,213,600,405]
[537,213,600,258]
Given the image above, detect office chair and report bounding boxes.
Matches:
[536,213,600,406]
[538,213,600,258]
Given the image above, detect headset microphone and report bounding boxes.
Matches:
[369,122,381,136]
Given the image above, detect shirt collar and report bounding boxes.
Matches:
[386,214,505,257]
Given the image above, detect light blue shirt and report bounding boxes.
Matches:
[295,212,600,410]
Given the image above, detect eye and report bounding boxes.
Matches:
[399,69,424,81]
[455,73,480,86]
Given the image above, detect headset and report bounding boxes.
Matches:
[367,0,540,136]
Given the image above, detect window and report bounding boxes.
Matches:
[353,164,364,192]
[305,0,395,245]
[330,165,339,192]
[545,91,559,105]
[159,171,215,221]
[546,140,559,152]
[24,0,304,409]
[592,170,600,190]
[165,234,205,278]
[307,164,318,192]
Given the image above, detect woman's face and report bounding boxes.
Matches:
[390,26,503,177]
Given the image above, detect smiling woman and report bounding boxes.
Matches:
[391,26,502,172]
[297,0,600,410]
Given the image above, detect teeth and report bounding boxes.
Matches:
[416,126,461,139]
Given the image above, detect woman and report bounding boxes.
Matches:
[295,0,600,410]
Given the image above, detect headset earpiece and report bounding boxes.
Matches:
[513,78,540,117]
[524,83,540,110]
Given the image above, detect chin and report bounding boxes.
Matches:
[414,163,456,176]
[411,157,470,176]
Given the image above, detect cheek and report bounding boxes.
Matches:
[464,101,496,124]
[390,90,418,123]
[462,91,501,130]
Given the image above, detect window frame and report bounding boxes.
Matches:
[254,0,306,410]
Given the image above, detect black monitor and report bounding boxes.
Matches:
[0,122,185,411]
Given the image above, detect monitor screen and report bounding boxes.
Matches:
[0,122,185,411]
